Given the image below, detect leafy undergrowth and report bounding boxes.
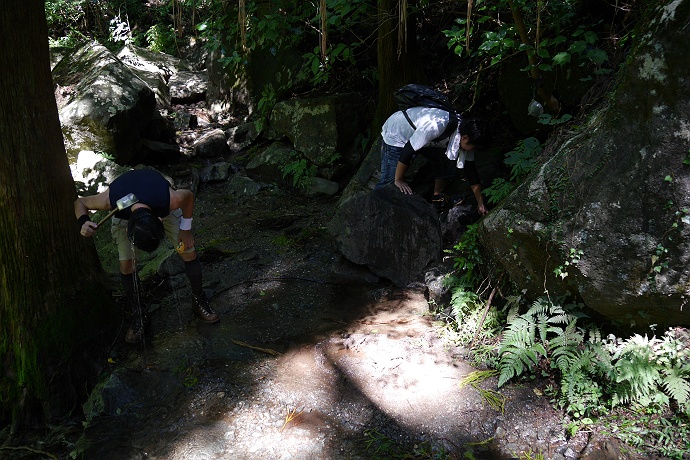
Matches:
[437,277,690,459]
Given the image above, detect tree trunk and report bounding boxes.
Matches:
[507,0,561,113]
[374,0,424,130]
[0,0,116,432]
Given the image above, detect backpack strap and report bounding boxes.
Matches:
[401,108,457,141]
[402,109,416,130]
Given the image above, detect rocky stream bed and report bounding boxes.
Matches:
[2,169,673,460]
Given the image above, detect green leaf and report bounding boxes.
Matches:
[553,52,571,66]
[584,31,598,44]
[552,35,567,45]
[586,49,608,64]
[570,41,587,54]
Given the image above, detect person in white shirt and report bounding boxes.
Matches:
[375,107,489,215]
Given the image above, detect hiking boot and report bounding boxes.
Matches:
[193,293,220,324]
[125,314,148,343]
[432,193,450,213]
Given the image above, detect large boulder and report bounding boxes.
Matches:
[479,0,690,327]
[329,185,442,286]
[265,93,370,178]
[205,44,307,120]
[53,41,178,165]
[116,43,191,78]
[169,70,208,104]
[116,44,192,107]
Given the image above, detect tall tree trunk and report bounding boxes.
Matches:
[0,0,116,432]
[507,0,561,113]
[374,0,424,130]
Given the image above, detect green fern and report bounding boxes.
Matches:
[497,302,547,387]
[497,298,581,387]
[548,319,583,371]
[660,367,690,411]
[611,333,690,412]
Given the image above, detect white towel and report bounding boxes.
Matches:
[446,127,474,168]
[446,127,461,160]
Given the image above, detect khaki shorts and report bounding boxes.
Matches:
[111,209,194,261]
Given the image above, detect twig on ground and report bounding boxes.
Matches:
[231,339,282,356]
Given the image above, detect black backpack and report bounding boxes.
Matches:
[394,84,458,141]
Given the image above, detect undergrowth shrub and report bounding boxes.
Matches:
[496,297,690,421]
[447,211,689,457]
[279,151,317,189]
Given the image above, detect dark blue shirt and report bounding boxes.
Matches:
[109,169,171,219]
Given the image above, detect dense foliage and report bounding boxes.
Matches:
[44,0,689,457]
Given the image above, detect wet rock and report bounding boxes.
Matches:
[228,174,262,196]
[301,177,339,197]
[226,122,260,152]
[245,140,293,183]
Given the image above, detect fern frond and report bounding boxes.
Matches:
[498,317,533,353]
[549,313,576,325]
[526,297,551,317]
[661,367,690,408]
[588,326,602,343]
[505,303,521,323]
[535,312,549,344]
[613,343,662,407]
[497,342,546,387]
[497,351,521,387]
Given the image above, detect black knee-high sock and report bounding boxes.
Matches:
[184,258,203,296]
[120,272,140,313]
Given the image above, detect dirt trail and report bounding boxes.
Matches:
[2,171,650,460]
[62,179,644,460]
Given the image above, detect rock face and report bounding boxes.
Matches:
[479,1,690,327]
[169,70,208,103]
[116,44,191,107]
[266,93,369,177]
[53,41,179,165]
[329,185,442,286]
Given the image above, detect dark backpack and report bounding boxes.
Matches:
[394,84,458,141]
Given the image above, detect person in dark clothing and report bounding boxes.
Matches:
[75,168,220,343]
[376,108,490,215]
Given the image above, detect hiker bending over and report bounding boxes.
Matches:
[376,107,490,216]
[75,168,220,343]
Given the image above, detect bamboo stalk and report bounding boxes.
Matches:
[506,0,561,112]
[397,0,408,57]
[238,0,247,51]
[320,0,327,67]
[466,0,473,55]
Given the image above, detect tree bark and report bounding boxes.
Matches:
[374,0,424,130]
[0,0,116,432]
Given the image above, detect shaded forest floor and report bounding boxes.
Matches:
[1,174,673,460]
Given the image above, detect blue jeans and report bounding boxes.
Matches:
[375,142,404,189]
